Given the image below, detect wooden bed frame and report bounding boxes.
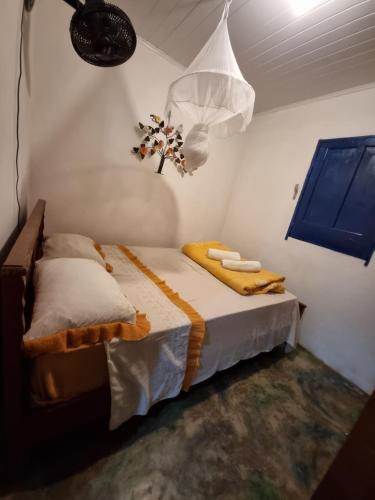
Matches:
[0,200,111,472]
[0,200,306,474]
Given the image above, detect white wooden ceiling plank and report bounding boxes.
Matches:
[256,11,375,69]
[250,0,375,66]
[136,0,181,45]
[258,53,375,93]
[300,48,375,82]
[158,1,224,62]
[257,72,375,111]
[238,0,369,65]
[252,42,375,88]
[229,0,287,53]
[115,0,160,35]
[258,25,375,75]
[124,0,375,112]
[300,52,375,83]
[162,0,253,65]
[255,57,375,111]
[268,38,375,80]
[115,1,156,14]
[249,48,375,100]
[176,0,250,40]
[165,4,224,64]
[151,0,203,47]
[158,0,223,46]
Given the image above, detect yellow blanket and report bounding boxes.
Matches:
[182,241,285,295]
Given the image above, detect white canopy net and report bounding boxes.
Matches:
[166,0,255,174]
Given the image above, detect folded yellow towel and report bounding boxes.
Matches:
[222,259,261,272]
[182,241,285,295]
[208,248,240,261]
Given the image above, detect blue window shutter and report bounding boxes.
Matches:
[286,136,375,265]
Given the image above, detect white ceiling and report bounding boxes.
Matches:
[118,0,375,112]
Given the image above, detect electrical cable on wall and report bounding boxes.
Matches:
[15,5,25,232]
[17,0,138,232]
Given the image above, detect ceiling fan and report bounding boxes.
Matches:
[24,0,137,67]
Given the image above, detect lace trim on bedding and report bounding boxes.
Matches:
[94,243,114,273]
[118,245,206,391]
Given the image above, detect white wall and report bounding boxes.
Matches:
[221,84,375,394]
[29,0,243,247]
[0,0,30,253]
[28,0,375,392]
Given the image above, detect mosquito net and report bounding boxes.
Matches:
[166,0,255,173]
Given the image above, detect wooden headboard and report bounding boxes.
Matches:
[1,200,45,328]
[0,200,111,471]
[0,200,45,437]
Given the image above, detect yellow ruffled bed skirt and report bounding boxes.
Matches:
[26,246,206,402]
[24,313,150,359]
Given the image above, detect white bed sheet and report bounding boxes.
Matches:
[105,246,299,386]
[102,246,192,430]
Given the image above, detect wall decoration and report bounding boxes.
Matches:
[132,114,188,176]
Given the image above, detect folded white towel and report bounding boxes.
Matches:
[221,259,261,272]
[207,248,241,261]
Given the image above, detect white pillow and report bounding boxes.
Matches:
[25,258,136,341]
[43,233,106,267]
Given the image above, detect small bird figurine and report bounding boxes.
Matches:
[150,114,162,124]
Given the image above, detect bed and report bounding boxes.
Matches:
[0,200,302,470]
[108,245,299,384]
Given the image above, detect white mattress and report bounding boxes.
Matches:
[106,246,299,385]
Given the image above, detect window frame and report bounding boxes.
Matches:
[285,135,375,266]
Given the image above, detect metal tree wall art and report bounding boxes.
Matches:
[132,114,188,176]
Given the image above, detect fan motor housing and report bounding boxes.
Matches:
[70,2,137,67]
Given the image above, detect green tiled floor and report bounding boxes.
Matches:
[2,347,367,500]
